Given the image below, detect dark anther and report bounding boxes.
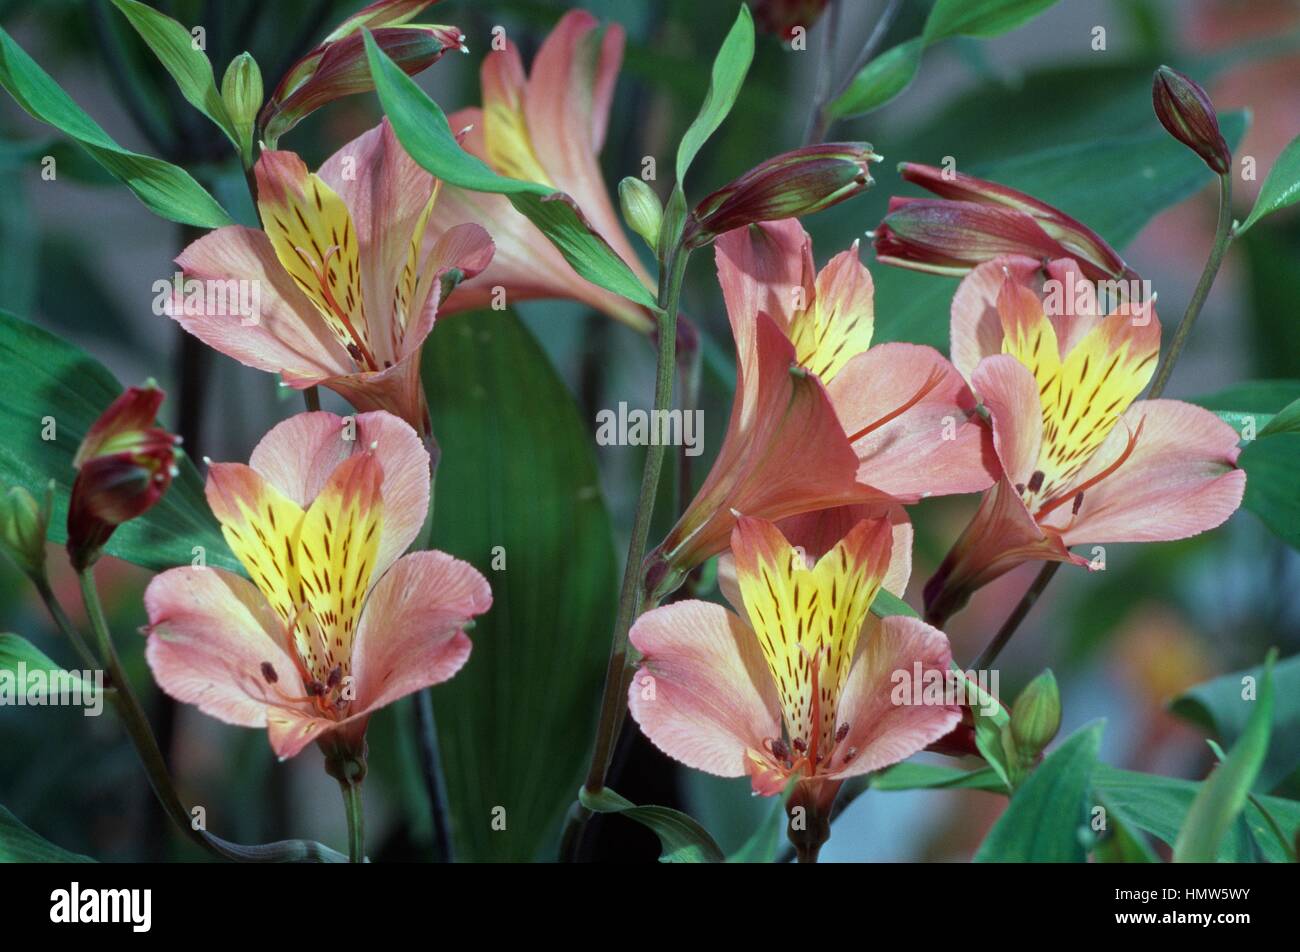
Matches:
[770,738,790,761]
[1072,491,1085,515]
[835,722,850,743]
[791,737,808,753]
[260,661,278,684]
[1027,470,1045,493]
[327,664,342,688]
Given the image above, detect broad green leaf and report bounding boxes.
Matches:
[0,27,232,228]
[924,0,1062,42]
[0,309,238,574]
[675,5,754,183]
[363,30,657,311]
[827,38,924,119]
[975,720,1103,862]
[726,788,790,863]
[109,0,237,148]
[1171,653,1300,792]
[0,802,94,862]
[580,787,725,863]
[0,633,95,695]
[1236,132,1300,234]
[423,310,617,861]
[1094,766,1298,862]
[874,112,1248,348]
[1092,801,1160,863]
[1173,652,1275,862]
[872,762,1004,792]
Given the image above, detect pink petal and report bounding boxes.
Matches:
[826,616,961,779]
[143,566,297,730]
[317,352,432,441]
[1059,399,1245,545]
[247,410,430,576]
[829,343,997,500]
[950,255,1041,381]
[628,601,782,778]
[173,226,349,380]
[715,219,814,336]
[970,353,1044,486]
[350,551,491,713]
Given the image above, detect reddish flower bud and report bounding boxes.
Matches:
[1152,65,1231,175]
[753,0,830,41]
[67,384,180,570]
[872,163,1136,283]
[259,0,464,144]
[685,143,878,247]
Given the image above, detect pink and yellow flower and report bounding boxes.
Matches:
[629,514,958,839]
[171,119,493,440]
[923,256,1245,624]
[428,10,656,333]
[143,410,490,761]
[646,219,994,592]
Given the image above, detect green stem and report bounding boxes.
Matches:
[561,247,690,861]
[34,579,98,670]
[339,778,365,863]
[967,172,1235,670]
[74,566,345,862]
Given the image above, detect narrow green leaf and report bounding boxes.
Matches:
[726,788,790,863]
[362,29,657,311]
[924,0,1062,43]
[1259,395,1300,437]
[1173,651,1276,862]
[975,720,1103,862]
[872,762,1004,792]
[0,633,94,695]
[109,0,237,147]
[674,5,754,183]
[0,309,238,573]
[1092,801,1160,863]
[423,310,617,861]
[1236,132,1300,234]
[827,38,924,119]
[868,587,919,619]
[0,802,94,862]
[0,27,232,228]
[580,787,725,863]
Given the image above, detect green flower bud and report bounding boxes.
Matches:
[1010,669,1062,758]
[0,481,53,583]
[222,52,263,166]
[618,177,663,252]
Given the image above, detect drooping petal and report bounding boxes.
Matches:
[350,550,491,713]
[144,566,301,730]
[970,353,1044,487]
[173,226,351,381]
[825,615,961,779]
[628,600,782,779]
[1056,399,1244,546]
[400,221,496,363]
[246,410,429,577]
[829,342,996,500]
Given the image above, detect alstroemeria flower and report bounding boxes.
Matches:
[171,119,493,440]
[143,411,490,761]
[67,384,181,570]
[428,10,656,334]
[629,515,958,824]
[923,256,1245,624]
[645,219,993,594]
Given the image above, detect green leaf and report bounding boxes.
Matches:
[0,802,94,862]
[0,309,238,573]
[1092,800,1160,863]
[1236,132,1300,235]
[1094,765,1299,861]
[675,5,754,183]
[1259,395,1300,437]
[0,27,232,228]
[924,0,1062,42]
[1173,652,1276,862]
[108,0,237,148]
[868,587,919,619]
[975,720,1103,862]
[827,38,924,119]
[362,30,657,312]
[0,632,95,695]
[1171,653,1300,792]
[423,310,618,861]
[726,788,790,863]
[580,787,725,863]
[872,762,1004,792]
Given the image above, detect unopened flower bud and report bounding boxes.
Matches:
[222,52,263,165]
[259,0,464,145]
[0,481,53,583]
[1009,669,1062,758]
[754,0,830,41]
[619,177,663,251]
[685,143,878,247]
[67,384,180,570]
[1152,65,1231,175]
